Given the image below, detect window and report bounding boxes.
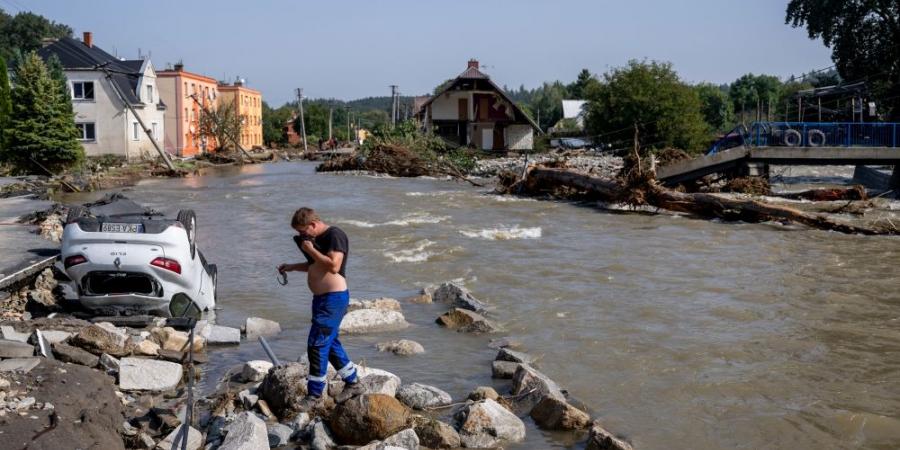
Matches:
[132,122,140,141]
[184,107,188,122]
[72,81,94,100]
[146,85,153,103]
[184,82,188,93]
[75,123,96,141]
[151,122,158,140]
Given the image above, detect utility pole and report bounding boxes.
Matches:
[295,88,308,152]
[390,85,398,127]
[328,105,333,141]
[345,105,351,147]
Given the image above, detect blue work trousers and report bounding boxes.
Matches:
[307,290,358,396]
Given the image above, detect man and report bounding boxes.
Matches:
[278,207,364,409]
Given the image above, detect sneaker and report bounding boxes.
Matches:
[297,395,324,412]
[335,381,367,403]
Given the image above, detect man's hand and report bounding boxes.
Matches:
[277,263,289,273]
[300,240,315,254]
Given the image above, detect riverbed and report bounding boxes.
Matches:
[63,161,900,449]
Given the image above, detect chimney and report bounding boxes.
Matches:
[174,63,184,72]
[83,31,93,48]
[467,59,479,70]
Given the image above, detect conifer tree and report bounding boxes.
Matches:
[2,52,82,173]
[0,55,11,150]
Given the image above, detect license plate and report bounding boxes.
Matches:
[101,222,143,233]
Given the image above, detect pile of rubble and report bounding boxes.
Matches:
[470,153,624,179]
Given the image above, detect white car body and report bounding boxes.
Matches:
[59,208,216,318]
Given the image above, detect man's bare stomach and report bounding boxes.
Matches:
[307,264,347,295]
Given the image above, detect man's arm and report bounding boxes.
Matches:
[279,262,309,273]
[301,241,344,274]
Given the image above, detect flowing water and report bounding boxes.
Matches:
[66,162,900,449]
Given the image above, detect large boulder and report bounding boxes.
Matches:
[69,324,133,356]
[530,396,591,430]
[51,343,98,367]
[245,317,281,339]
[151,327,205,353]
[118,357,183,392]
[156,425,202,450]
[467,386,499,402]
[511,363,566,413]
[435,308,499,333]
[396,383,452,410]
[267,422,294,448]
[332,366,402,399]
[413,417,461,449]
[375,339,424,356]
[381,428,419,450]
[340,309,408,334]
[348,297,402,312]
[0,339,35,358]
[492,360,519,379]
[200,324,241,345]
[495,347,536,364]
[328,394,410,445]
[586,420,634,450]
[453,398,526,448]
[258,362,308,418]
[428,282,488,312]
[219,411,269,450]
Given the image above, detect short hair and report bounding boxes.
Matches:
[291,207,320,228]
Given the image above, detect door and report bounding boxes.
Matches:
[458,98,468,121]
[493,126,505,150]
[482,128,493,150]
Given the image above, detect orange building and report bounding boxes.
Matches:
[218,79,263,149]
[157,64,219,157]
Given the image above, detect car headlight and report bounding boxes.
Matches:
[170,293,201,319]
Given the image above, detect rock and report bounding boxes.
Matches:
[396,383,452,410]
[487,337,521,349]
[38,330,72,344]
[156,349,209,364]
[70,323,132,356]
[495,347,535,364]
[52,343,99,367]
[267,422,294,448]
[328,394,410,445]
[135,339,161,356]
[348,297,402,312]
[381,428,419,450]
[119,357,183,392]
[375,339,424,356]
[530,396,591,430]
[99,353,120,373]
[453,398,526,448]
[257,399,276,420]
[332,366,402,399]
[289,412,311,438]
[467,386,499,402]
[201,324,241,345]
[0,376,10,390]
[258,362,308,418]
[245,317,281,339]
[92,315,155,328]
[0,339,35,358]
[340,309,408,334]
[413,417,461,449]
[138,432,156,449]
[405,293,432,304]
[492,360,519,379]
[151,327,205,353]
[238,389,259,410]
[435,308,499,333]
[0,325,30,343]
[430,282,488,312]
[511,364,566,413]
[586,420,634,450]
[241,360,273,382]
[219,411,269,450]
[0,357,41,373]
[156,425,202,450]
[309,418,336,450]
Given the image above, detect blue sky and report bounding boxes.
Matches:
[14,0,832,105]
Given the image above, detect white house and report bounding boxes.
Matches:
[38,32,166,160]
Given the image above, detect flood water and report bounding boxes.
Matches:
[67,161,900,449]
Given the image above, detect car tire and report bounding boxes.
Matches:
[207,263,218,304]
[66,205,89,224]
[177,209,197,260]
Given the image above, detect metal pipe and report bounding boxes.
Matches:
[258,336,282,366]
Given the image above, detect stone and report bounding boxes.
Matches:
[99,353,120,373]
[257,399,276,420]
[487,337,521,349]
[413,417,461,449]
[288,412,311,438]
[245,317,281,339]
[119,358,183,392]
[70,323,132,356]
[332,367,402,399]
[201,325,241,345]
[16,397,35,409]
[238,389,258,410]
[258,363,308,418]
[157,349,209,364]
[134,339,160,356]
[241,360,273,382]
[340,309,408,334]
[530,396,591,430]
[0,358,41,373]
[37,330,72,344]
[429,282,488,312]
[156,425,202,450]
[467,386,499,402]
[138,432,156,449]
[511,364,566,413]
[381,428,419,450]
[492,360,519,379]
[0,326,30,343]
[435,308,499,333]
[328,394,410,445]
[219,411,269,450]
[91,315,155,328]
[453,399,526,448]
[405,293,432,304]
[348,297,402,312]
[586,420,634,450]
[51,343,99,367]
[375,339,424,356]
[0,339,35,358]
[267,422,294,447]
[151,327,205,353]
[396,383,452,410]
[309,418,336,450]
[495,347,536,364]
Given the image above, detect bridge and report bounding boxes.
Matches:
[657,122,900,187]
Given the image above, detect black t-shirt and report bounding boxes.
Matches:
[299,226,349,278]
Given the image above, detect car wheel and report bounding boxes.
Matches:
[177,209,197,259]
[66,205,89,224]
[207,264,218,304]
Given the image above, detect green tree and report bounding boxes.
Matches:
[199,101,243,152]
[2,52,82,173]
[786,0,900,119]
[0,10,72,63]
[584,60,710,153]
[262,102,293,147]
[694,83,734,131]
[729,74,782,122]
[530,81,568,131]
[0,54,11,149]
[567,69,600,99]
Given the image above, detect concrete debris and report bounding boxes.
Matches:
[245,317,282,339]
[340,308,408,334]
[118,357,183,392]
[219,411,269,450]
[396,383,452,410]
[51,343,99,367]
[70,323,132,356]
[0,339,35,358]
[240,360,273,383]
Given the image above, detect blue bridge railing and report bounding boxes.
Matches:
[707,122,900,155]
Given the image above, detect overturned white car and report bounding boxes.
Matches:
[59,195,216,318]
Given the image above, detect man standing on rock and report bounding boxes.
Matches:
[278,207,364,409]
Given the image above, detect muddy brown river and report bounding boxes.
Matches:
[66,161,900,449]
